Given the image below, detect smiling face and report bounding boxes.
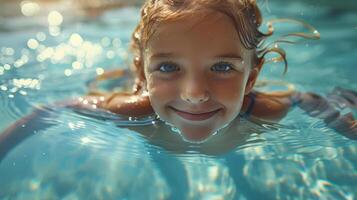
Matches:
[143,11,260,142]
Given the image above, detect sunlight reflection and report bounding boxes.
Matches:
[52,47,65,62]
[0,85,7,91]
[80,137,92,145]
[96,67,104,75]
[12,78,41,90]
[48,11,63,26]
[64,69,72,76]
[20,1,41,17]
[3,64,11,71]
[4,48,15,56]
[37,47,54,62]
[106,50,115,59]
[101,37,111,47]
[27,38,39,50]
[72,61,83,70]
[69,33,84,47]
[29,179,40,191]
[36,32,47,42]
[49,26,61,37]
[14,55,29,68]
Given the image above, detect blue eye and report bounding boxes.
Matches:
[158,62,180,73]
[211,62,234,73]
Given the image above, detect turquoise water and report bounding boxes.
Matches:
[0,1,356,199]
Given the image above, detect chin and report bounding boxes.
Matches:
[179,127,217,143]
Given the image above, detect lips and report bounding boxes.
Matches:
[170,107,221,121]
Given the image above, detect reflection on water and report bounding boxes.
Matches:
[1,105,356,199]
[0,0,356,199]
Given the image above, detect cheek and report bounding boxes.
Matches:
[146,76,178,104]
[211,76,247,106]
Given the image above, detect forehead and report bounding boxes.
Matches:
[146,11,247,56]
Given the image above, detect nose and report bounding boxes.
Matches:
[180,75,209,104]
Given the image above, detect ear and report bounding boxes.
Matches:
[244,59,264,95]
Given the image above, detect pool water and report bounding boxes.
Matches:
[0,0,356,199]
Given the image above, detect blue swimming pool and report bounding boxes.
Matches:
[0,0,356,199]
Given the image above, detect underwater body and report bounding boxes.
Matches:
[0,0,356,199]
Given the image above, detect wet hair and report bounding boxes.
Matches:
[89,0,319,95]
[131,0,269,91]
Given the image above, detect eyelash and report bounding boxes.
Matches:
[156,61,180,73]
[154,61,236,74]
[211,62,235,74]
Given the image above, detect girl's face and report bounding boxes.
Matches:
[144,11,260,142]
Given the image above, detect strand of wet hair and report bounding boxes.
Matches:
[258,18,320,75]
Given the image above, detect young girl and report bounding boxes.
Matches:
[1,0,356,158]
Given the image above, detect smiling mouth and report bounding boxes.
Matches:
[170,107,221,121]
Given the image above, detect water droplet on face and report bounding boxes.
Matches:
[161,119,182,135]
[171,126,181,134]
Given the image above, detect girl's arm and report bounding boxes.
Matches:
[0,92,154,162]
[0,106,54,161]
[93,92,154,117]
[240,91,293,122]
[244,90,357,140]
[297,92,356,140]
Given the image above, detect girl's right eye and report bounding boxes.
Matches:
[157,62,180,73]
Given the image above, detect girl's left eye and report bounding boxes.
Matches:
[211,62,235,73]
[157,62,180,73]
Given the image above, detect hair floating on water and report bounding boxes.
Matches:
[258,18,321,75]
[254,18,320,95]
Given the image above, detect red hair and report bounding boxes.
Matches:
[88,0,319,99]
[130,0,272,92]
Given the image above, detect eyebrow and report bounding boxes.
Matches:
[150,53,176,60]
[150,53,243,61]
[214,54,243,61]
